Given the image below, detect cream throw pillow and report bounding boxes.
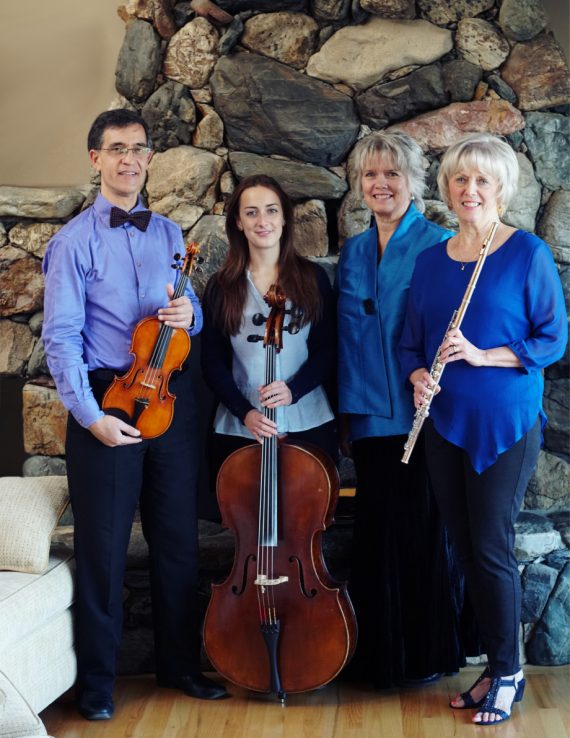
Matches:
[0,476,69,574]
[0,669,47,736]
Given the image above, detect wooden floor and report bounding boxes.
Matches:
[42,666,569,738]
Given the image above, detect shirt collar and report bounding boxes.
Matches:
[93,193,146,227]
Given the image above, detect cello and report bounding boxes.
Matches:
[102,241,201,439]
[203,285,357,701]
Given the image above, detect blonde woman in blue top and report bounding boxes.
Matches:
[337,131,470,688]
[399,133,566,725]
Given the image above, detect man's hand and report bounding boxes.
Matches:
[158,283,194,329]
[88,415,142,447]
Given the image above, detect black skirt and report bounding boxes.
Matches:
[344,432,478,688]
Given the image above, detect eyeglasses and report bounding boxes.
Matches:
[97,146,152,158]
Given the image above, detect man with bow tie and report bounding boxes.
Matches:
[42,109,227,721]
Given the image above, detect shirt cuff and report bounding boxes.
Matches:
[72,400,105,429]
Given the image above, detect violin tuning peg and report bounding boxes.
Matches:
[173,253,181,261]
[252,313,266,326]
[196,256,204,264]
[247,334,264,343]
[286,322,300,335]
[171,262,180,270]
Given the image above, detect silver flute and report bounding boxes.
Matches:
[401,221,499,464]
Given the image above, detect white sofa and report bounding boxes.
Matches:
[0,477,76,738]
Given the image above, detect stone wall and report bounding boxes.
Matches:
[0,0,568,666]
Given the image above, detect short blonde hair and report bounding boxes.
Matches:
[351,131,427,212]
[437,133,519,209]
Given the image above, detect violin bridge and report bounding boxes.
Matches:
[254,575,289,587]
[140,381,157,389]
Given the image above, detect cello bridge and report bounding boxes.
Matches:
[254,575,289,587]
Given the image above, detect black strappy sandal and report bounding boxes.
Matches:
[449,667,491,709]
[472,674,526,725]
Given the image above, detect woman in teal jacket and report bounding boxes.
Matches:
[337,131,470,687]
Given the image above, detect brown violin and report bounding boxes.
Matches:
[203,285,357,701]
[102,241,201,439]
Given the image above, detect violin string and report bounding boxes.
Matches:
[143,269,187,393]
[136,263,189,405]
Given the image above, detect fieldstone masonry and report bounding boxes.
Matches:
[1,0,568,668]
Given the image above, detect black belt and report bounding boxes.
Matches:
[89,368,124,382]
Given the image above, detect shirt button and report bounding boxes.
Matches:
[129,231,134,237]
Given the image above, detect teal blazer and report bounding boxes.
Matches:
[337,202,452,438]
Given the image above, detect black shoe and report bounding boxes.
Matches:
[77,692,114,720]
[401,672,443,687]
[157,673,229,700]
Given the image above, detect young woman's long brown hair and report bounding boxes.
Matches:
[208,174,322,336]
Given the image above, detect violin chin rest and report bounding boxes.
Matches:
[104,407,133,425]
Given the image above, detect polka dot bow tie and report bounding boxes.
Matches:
[109,207,152,232]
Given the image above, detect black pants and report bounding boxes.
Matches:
[424,418,541,677]
[66,370,200,697]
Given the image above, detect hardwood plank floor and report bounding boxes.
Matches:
[41,666,570,738]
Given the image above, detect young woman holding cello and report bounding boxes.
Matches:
[200,174,355,699]
[200,173,338,472]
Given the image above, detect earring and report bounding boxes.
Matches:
[498,204,505,217]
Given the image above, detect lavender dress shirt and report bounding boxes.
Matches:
[42,193,202,429]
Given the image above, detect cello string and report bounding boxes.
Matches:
[264,344,275,624]
[268,344,277,624]
[257,341,271,625]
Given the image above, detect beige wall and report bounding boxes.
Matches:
[0,1,124,187]
[0,0,568,188]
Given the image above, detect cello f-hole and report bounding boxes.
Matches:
[231,553,257,596]
[289,555,318,599]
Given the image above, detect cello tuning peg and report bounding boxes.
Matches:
[252,313,266,326]
[247,334,264,343]
[286,306,303,320]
